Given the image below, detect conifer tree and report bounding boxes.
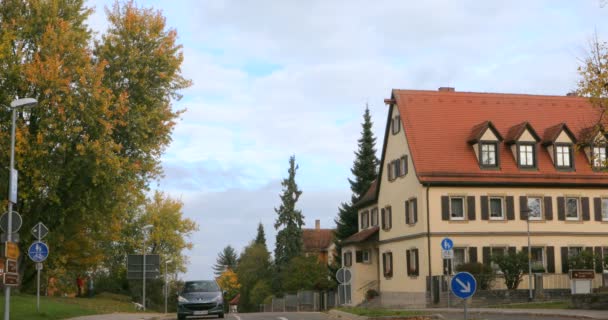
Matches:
[335,106,379,245]
[274,156,304,271]
[255,222,267,248]
[213,245,238,276]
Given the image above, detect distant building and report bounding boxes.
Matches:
[342,87,608,307]
[302,219,336,265]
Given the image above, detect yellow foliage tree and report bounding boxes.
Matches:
[216,268,241,301]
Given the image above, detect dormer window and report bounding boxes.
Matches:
[555,144,573,169]
[468,121,503,169]
[542,123,576,171]
[480,142,497,167]
[518,144,535,168]
[593,146,607,169]
[505,122,540,169]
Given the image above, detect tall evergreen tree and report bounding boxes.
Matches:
[255,222,267,248]
[335,106,379,243]
[212,245,238,276]
[274,156,304,271]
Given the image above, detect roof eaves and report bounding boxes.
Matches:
[542,123,577,146]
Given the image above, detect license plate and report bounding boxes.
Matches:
[193,310,208,315]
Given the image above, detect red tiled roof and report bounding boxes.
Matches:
[302,228,334,252]
[542,123,577,145]
[354,180,378,207]
[342,226,379,245]
[504,122,540,144]
[393,89,608,185]
[467,121,503,144]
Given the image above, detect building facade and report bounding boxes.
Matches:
[342,88,608,307]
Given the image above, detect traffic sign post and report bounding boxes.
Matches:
[441,238,454,308]
[451,272,477,320]
[441,238,454,250]
[28,222,50,313]
[335,268,352,305]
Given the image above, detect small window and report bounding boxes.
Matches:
[518,144,535,168]
[490,247,506,271]
[392,116,401,135]
[371,208,379,226]
[406,199,417,225]
[383,252,393,277]
[362,250,371,263]
[344,252,352,267]
[489,197,505,220]
[480,142,498,167]
[382,206,392,230]
[568,246,583,258]
[593,146,607,169]
[453,248,467,270]
[527,197,543,220]
[360,211,369,229]
[450,197,465,220]
[555,144,573,169]
[530,247,545,271]
[565,197,579,220]
[407,249,419,276]
[400,156,408,176]
[602,199,608,221]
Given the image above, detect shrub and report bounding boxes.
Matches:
[492,251,528,290]
[455,262,495,290]
[365,289,379,300]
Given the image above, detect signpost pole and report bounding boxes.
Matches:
[143,240,147,311]
[463,298,467,320]
[447,266,451,308]
[36,227,40,313]
[4,107,16,320]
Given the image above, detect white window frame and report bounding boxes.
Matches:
[480,142,497,166]
[407,199,416,225]
[344,251,353,267]
[490,246,507,272]
[489,196,505,220]
[518,144,535,167]
[565,197,580,220]
[449,196,465,221]
[556,144,572,168]
[568,246,583,258]
[453,247,467,270]
[407,249,418,275]
[527,197,543,220]
[593,146,607,169]
[530,246,546,271]
[602,198,608,222]
[371,208,379,226]
[361,211,369,229]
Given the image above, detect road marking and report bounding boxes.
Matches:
[231,315,241,320]
[277,317,289,320]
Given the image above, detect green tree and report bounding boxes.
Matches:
[249,280,272,307]
[255,222,267,248]
[568,250,596,270]
[492,251,528,290]
[334,106,378,266]
[274,156,304,271]
[237,243,272,312]
[213,246,239,276]
[281,256,334,292]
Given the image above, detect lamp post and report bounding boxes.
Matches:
[4,98,37,320]
[142,224,153,311]
[522,207,533,302]
[165,259,173,314]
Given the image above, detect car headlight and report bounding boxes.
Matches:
[178,295,188,303]
[212,294,222,302]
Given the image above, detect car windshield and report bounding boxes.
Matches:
[182,281,220,293]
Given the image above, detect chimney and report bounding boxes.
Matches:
[315,219,320,230]
[566,91,578,97]
[438,87,455,92]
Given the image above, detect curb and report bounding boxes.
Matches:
[417,309,608,320]
[328,309,444,320]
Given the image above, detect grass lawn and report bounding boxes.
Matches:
[487,300,571,309]
[0,293,146,319]
[337,306,428,317]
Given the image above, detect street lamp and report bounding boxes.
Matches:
[522,207,533,302]
[142,224,153,311]
[4,97,37,320]
[165,259,173,314]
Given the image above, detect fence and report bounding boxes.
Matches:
[264,290,337,312]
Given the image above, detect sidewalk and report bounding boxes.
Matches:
[329,308,608,320]
[67,313,174,320]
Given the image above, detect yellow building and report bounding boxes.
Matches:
[342,88,608,307]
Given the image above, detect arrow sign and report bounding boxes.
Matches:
[441,238,453,250]
[451,272,477,299]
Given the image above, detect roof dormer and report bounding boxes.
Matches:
[468,121,503,169]
[579,126,607,170]
[543,123,577,170]
[505,122,541,169]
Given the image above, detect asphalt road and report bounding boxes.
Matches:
[169,313,332,320]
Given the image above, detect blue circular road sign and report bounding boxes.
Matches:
[451,272,477,299]
[441,237,453,250]
[28,241,49,263]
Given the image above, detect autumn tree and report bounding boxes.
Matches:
[216,268,241,301]
[213,246,238,276]
[274,155,304,273]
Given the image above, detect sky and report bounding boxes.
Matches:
[84,0,608,279]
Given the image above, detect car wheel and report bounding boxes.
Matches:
[177,314,186,320]
[218,313,224,318]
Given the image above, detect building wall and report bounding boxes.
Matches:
[342,243,379,305]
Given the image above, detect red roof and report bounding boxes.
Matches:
[393,89,608,185]
[354,179,378,207]
[302,228,334,252]
[342,226,379,245]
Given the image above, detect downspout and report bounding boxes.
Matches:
[426,184,432,280]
